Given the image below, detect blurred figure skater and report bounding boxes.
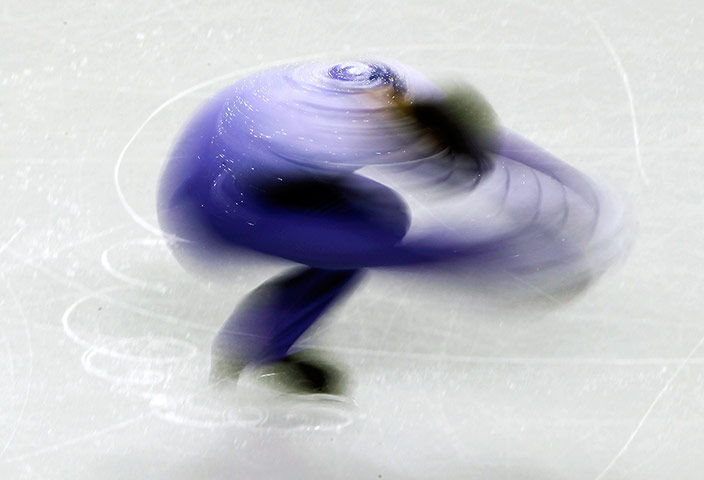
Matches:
[157,61,628,394]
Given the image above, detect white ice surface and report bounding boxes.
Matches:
[1,1,703,479]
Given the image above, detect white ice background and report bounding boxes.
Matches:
[1,1,703,479]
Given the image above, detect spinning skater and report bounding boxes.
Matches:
[157,60,626,394]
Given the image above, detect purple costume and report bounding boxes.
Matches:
[157,60,629,377]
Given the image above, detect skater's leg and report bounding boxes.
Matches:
[211,266,362,382]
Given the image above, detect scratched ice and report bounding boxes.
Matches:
[1,1,703,480]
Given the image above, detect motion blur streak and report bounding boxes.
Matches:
[157,60,632,393]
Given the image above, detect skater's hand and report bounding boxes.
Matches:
[390,83,499,174]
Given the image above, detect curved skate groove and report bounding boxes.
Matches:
[81,347,167,386]
[272,404,355,433]
[518,0,648,187]
[148,394,266,430]
[150,408,265,430]
[582,10,649,187]
[101,238,170,293]
[61,288,202,363]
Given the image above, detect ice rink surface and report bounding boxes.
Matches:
[1,0,703,478]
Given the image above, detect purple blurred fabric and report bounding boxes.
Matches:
[157,60,632,369]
